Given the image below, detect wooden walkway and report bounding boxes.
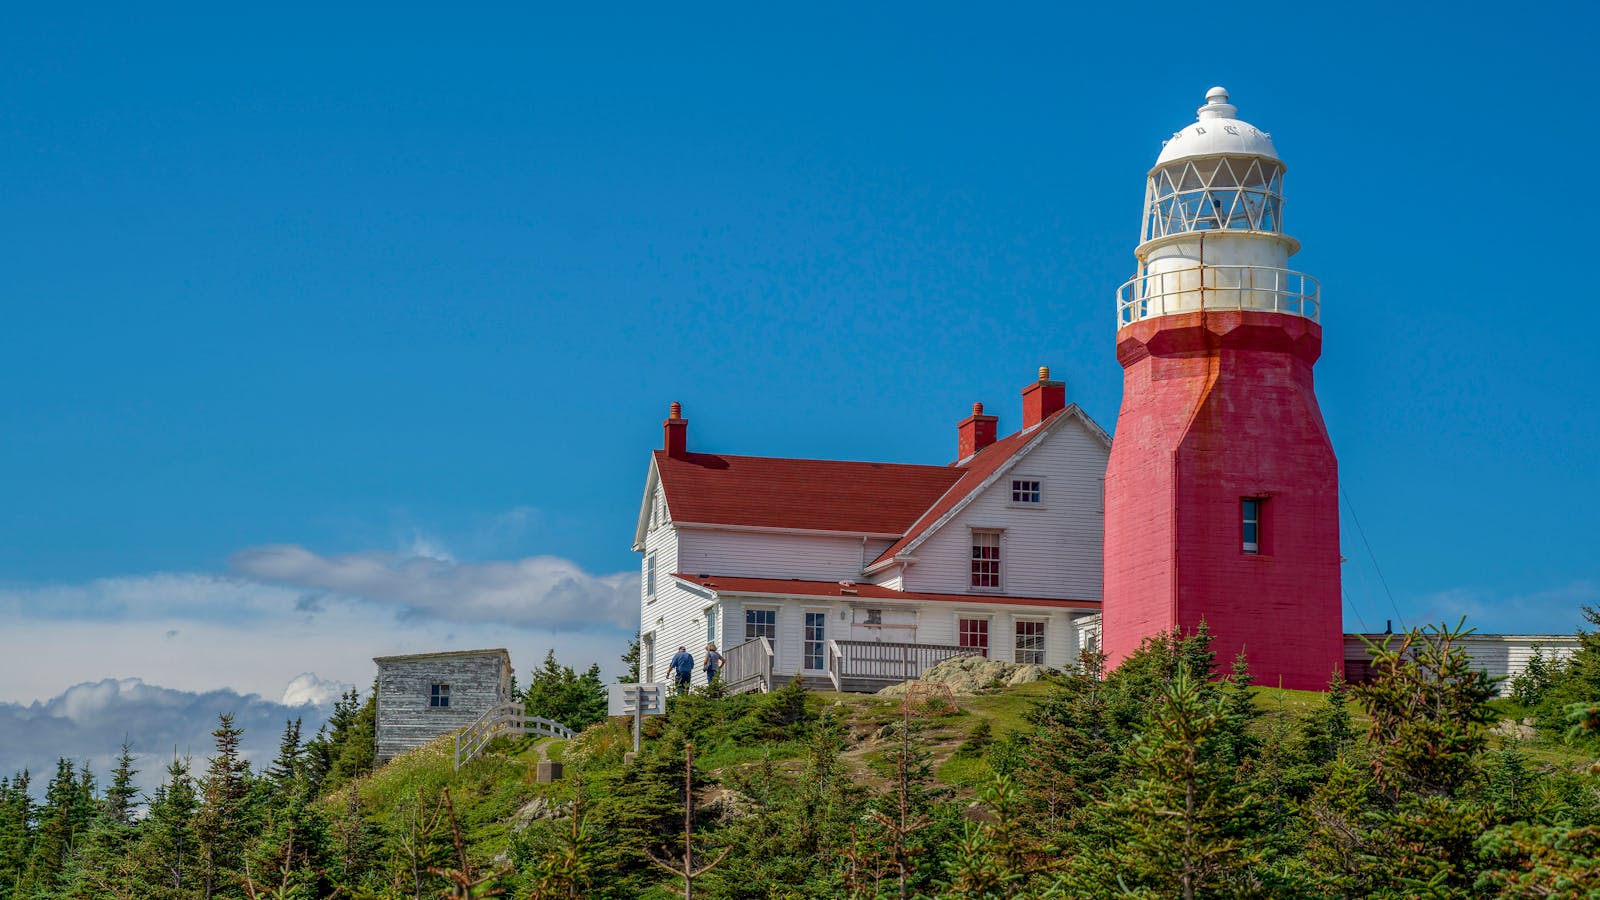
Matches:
[454,703,574,769]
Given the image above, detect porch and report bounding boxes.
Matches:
[720,636,984,695]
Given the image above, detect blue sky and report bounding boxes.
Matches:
[2,2,1597,773]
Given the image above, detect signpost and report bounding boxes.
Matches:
[608,682,666,753]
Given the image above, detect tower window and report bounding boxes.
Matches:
[970,530,1002,589]
[1242,498,1264,554]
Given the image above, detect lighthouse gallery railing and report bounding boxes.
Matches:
[1117,264,1320,327]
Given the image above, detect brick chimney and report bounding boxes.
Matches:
[1021,366,1066,428]
[957,402,998,460]
[663,401,688,458]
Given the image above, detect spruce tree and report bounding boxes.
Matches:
[19,757,87,897]
[0,770,34,899]
[196,714,254,899]
[133,756,201,899]
[63,742,141,899]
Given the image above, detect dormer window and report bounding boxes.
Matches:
[1010,478,1043,506]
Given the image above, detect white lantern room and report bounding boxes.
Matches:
[1117,87,1320,326]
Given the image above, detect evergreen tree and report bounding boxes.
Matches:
[19,757,89,898]
[1088,669,1279,899]
[132,756,201,899]
[0,771,34,900]
[523,651,608,732]
[1214,649,1263,767]
[63,741,141,899]
[196,714,254,899]
[1015,650,1120,836]
[620,633,641,684]
[265,719,304,794]
[937,775,1053,899]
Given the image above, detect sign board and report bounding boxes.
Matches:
[607,682,667,718]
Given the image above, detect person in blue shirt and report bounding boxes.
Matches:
[670,646,695,694]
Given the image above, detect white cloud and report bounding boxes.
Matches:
[230,544,639,630]
[0,678,336,798]
[1403,579,1599,634]
[281,673,354,708]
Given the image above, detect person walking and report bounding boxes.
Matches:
[670,645,695,694]
[703,643,724,683]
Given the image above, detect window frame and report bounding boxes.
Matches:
[705,605,718,647]
[429,682,450,709]
[970,528,1003,591]
[645,552,657,601]
[802,608,828,672]
[1008,475,1045,508]
[958,616,991,657]
[744,606,778,644]
[1014,618,1047,666]
[1242,497,1265,555]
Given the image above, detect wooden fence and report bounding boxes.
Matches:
[454,702,575,769]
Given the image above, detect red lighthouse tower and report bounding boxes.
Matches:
[1101,88,1342,691]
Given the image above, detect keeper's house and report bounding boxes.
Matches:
[633,368,1108,694]
[373,648,513,762]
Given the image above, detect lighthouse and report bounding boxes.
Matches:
[1100,88,1342,691]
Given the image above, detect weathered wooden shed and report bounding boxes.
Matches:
[373,648,513,763]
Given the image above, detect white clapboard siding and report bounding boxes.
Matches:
[1343,633,1581,697]
[904,419,1107,599]
[676,529,880,582]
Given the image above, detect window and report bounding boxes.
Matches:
[429,683,450,708]
[1015,620,1046,666]
[706,606,717,646]
[1242,498,1264,554]
[958,618,990,657]
[642,633,655,683]
[745,608,777,643]
[645,553,657,600]
[1010,478,1042,505]
[971,530,1002,589]
[804,611,827,670]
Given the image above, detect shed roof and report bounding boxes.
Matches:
[372,648,511,665]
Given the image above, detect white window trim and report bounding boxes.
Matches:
[969,527,1004,593]
[1007,474,1046,509]
[802,606,830,672]
[743,605,779,645]
[1013,616,1048,666]
[956,612,993,657]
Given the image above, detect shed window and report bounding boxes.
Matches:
[429,683,450,708]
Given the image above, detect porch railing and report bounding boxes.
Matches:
[828,639,983,688]
[721,636,774,694]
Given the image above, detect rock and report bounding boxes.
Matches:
[1492,719,1536,740]
[876,655,1049,696]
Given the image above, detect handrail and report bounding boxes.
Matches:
[1116,264,1319,327]
[826,640,843,692]
[829,639,983,684]
[453,703,575,769]
[721,636,775,695]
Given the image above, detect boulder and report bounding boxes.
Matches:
[877,655,1048,696]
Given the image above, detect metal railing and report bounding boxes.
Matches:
[1116,264,1320,327]
[454,703,575,769]
[828,639,983,687]
[721,636,774,695]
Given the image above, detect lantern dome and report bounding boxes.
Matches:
[1154,87,1279,168]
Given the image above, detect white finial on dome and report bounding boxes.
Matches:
[1197,86,1236,120]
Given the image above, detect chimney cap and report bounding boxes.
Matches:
[668,401,683,419]
[1038,366,1050,382]
[972,402,984,415]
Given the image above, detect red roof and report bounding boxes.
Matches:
[673,573,1099,609]
[870,407,1073,564]
[653,450,962,535]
